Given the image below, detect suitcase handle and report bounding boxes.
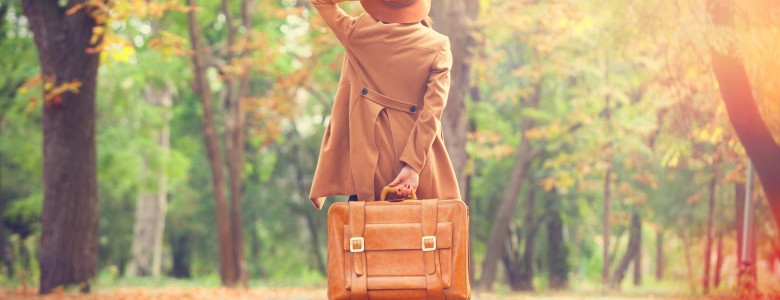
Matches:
[380,186,417,201]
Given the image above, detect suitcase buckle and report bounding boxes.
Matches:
[422,236,437,252]
[350,237,365,253]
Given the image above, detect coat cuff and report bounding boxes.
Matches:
[400,154,425,174]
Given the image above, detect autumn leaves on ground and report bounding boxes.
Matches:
[2,0,780,299]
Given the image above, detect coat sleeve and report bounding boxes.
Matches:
[310,0,358,44]
[399,39,453,173]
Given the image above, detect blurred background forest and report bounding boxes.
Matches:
[1,0,780,298]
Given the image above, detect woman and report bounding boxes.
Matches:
[308,0,461,208]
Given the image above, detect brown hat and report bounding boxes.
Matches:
[360,0,431,24]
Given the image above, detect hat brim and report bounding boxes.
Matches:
[360,0,431,24]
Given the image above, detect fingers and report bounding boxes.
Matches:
[394,184,414,198]
[388,176,401,188]
[389,167,419,198]
[395,184,406,196]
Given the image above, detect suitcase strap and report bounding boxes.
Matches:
[422,200,445,300]
[349,201,368,300]
[349,200,445,300]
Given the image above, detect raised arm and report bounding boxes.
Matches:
[399,39,453,174]
[310,0,359,43]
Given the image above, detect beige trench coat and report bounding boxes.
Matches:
[309,0,461,209]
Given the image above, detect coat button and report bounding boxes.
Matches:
[361,88,368,95]
[409,105,417,112]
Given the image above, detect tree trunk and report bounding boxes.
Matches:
[714,233,724,288]
[429,0,479,202]
[602,61,613,287]
[501,183,539,291]
[21,1,99,294]
[170,234,192,278]
[222,0,250,287]
[633,217,642,286]
[502,222,524,290]
[602,166,612,286]
[187,0,238,286]
[607,226,625,269]
[656,229,663,280]
[709,0,780,231]
[465,86,480,282]
[465,165,475,282]
[0,109,9,278]
[736,182,745,267]
[127,86,172,277]
[611,212,641,289]
[478,82,542,291]
[518,184,538,291]
[547,194,568,290]
[735,181,757,286]
[0,195,12,278]
[703,175,717,294]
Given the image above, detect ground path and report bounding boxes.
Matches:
[0,287,716,300]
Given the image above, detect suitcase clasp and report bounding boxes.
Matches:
[350,237,365,253]
[422,236,437,252]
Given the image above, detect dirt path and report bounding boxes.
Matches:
[0,287,691,300]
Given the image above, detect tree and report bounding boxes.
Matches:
[702,172,718,294]
[429,0,479,203]
[611,212,641,289]
[708,0,780,231]
[478,81,542,291]
[127,85,173,277]
[502,182,542,291]
[186,0,241,286]
[20,0,100,294]
[546,192,569,290]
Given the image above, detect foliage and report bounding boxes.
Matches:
[0,0,778,295]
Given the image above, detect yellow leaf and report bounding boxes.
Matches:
[525,127,547,140]
[539,178,556,192]
[110,44,136,63]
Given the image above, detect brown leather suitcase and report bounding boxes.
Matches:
[326,186,470,300]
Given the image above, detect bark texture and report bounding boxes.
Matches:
[21,0,99,294]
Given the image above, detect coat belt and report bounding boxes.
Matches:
[359,87,420,114]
